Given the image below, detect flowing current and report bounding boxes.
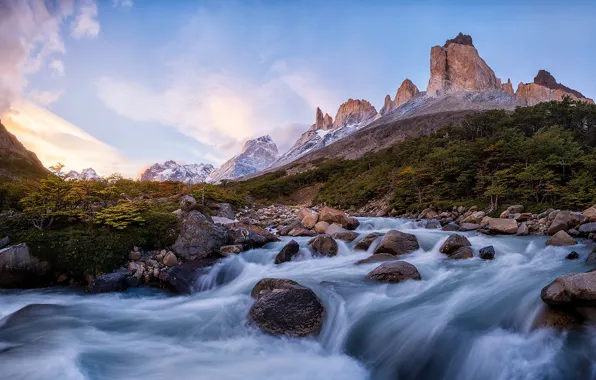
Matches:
[1,218,595,380]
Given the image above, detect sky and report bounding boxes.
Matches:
[1,0,596,178]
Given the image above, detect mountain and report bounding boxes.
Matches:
[0,120,48,181]
[140,161,215,184]
[380,79,421,115]
[274,99,378,167]
[66,168,100,181]
[210,135,279,182]
[516,70,595,106]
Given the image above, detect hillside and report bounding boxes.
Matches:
[0,120,48,181]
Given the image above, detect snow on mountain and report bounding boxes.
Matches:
[140,160,214,184]
[210,135,279,183]
[66,168,101,181]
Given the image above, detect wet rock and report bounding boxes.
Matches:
[546,231,577,246]
[314,221,330,234]
[275,240,300,264]
[439,234,471,256]
[228,227,268,249]
[479,246,495,260]
[516,222,529,236]
[585,248,596,264]
[288,227,316,237]
[162,252,179,267]
[250,278,300,298]
[326,223,358,241]
[442,222,460,232]
[548,211,583,235]
[533,305,583,330]
[425,219,441,229]
[355,253,397,265]
[345,217,360,230]
[450,246,474,259]
[366,261,422,283]
[172,210,228,260]
[180,195,197,212]
[87,270,129,294]
[248,278,325,337]
[0,243,52,288]
[355,233,380,251]
[310,235,338,257]
[220,244,243,256]
[165,258,219,294]
[374,230,420,255]
[488,218,518,234]
[0,237,9,249]
[459,223,480,231]
[541,271,596,306]
[566,251,579,260]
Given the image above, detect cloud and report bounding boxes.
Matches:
[3,100,138,177]
[27,89,64,106]
[0,0,100,115]
[71,0,100,39]
[113,0,133,8]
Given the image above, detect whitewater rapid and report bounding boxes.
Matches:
[0,218,595,380]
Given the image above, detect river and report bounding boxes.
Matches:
[0,218,595,380]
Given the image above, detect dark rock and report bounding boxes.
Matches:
[566,251,579,260]
[450,246,474,260]
[275,240,300,264]
[548,211,583,235]
[355,233,380,251]
[541,271,596,306]
[172,210,228,260]
[439,234,471,256]
[310,235,338,257]
[425,219,441,229]
[228,228,268,249]
[164,258,219,294]
[220,245,243,256]
[345,217,360,230]
[533,305,583,330]
[442,222,460,232]
[586,248,596,264]
[0,237,9,249]
[248,279,325,337]
[87,270,129,294]
[444,32,474,48]
[279,220,303,236]
[479,246,495,260]
[332,231,359,242]
[215,202,235,219]
[232,223,279,242]
[355,253,397,265]
[0,243,52,288]
[366,261,422,283]
[250,278,300,298]
[459,223,480,231]
[180,195,197,212]
[579,222,596,235]
[374,230,419,255]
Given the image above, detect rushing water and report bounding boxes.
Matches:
[1,218,596,380]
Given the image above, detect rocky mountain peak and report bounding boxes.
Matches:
[380,79,420,115]
[334,98,377,128]
[314,107,334,131]
[66,168,101,181]
[427,33,499,97]
[533,70,585,99]
[444,33,474,48]
[140,161,215,184]
[516,70,594,106]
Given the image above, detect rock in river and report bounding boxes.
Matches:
[541,271,596,307]
[275,240,300,264]
[366,261,422,283]
[310,235,338,257]
[374,230,419,255]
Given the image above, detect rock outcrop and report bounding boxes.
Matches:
[380,79,420,115]
[0,243,51,288]
[333,99,378,129]
[315,107,333,130]
[210,135,279,182]
[427,33,500,96]
[516,70,594,106]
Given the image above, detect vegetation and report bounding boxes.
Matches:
[230,99,596,213]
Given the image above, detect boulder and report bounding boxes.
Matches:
[220,245,243,256]
[215,203,235,220]
[533,306,583,330]
[374,230,419,255]
[227,227,268,249]
[172,210,228,260]
[314,221,330,234]
[541,271,596,306]
[248,278,325,337]
[319,207,350,227]
[0,237,9,249]
[546,231,577,246]
[488,218,518,234]
[0,243,52,288]
[515,213,533,222]
[288,228,316,237]
[579,223,596,235]
[326,223,358,241]
[232,223,279,242]
[548,211,583,236]
[583,205,596,222]
[516,222,529,236]
[310,235,338,257]
[450,246,474,260]
[586,248,596,265]
[87,270,129,294]
[355,253,397,265]
[442,222,460,232]
[464,211,485,224]
[459,223,480,231]
[365,261,422,283]
[302,213,319,229]
[566,251,579,260]
[419,208,439,219]
[355,233,380,251]
[478,246,495,260]
[275,240,300,264]
[439,234,472,256]
[164,258,219,294]
[345,217,360,230]
[180,195,197,212]
[128,248,141,261]
[162,252,178,267]
[425,219,441,229]
[279,220,303,236]
[212,216,236,226]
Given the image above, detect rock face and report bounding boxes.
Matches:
[541,271,596,306]
[66,168,100,181]
[210,135,279,182]
[0,244,51,288]
[172,210,228,260]
[427,33,500,97]
[0,120,48,180]
[366,261,422,283]
[516,70,594,106]
[140,160,214,184]
[315,107,333,130]
[374,230,419,255]
[380,79,420,115]
[333,99,378,129]
[501,78,514,96]
[248,278,325,337]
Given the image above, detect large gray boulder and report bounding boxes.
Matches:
[215,203,235,219]
[366,261,422,283]
[172,210,228,260]
[548,211,583,235]
[248,278,325,337]
[374,230,419,255]
[0,243,51,288]
[541,271,596,306]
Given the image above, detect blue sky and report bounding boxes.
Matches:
[2,0,596,177]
